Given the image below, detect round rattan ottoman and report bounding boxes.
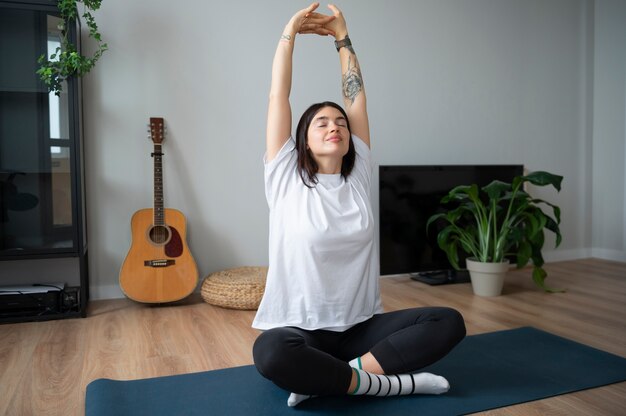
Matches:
[201,266,268,310]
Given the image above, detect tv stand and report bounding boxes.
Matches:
[410,269,471,286]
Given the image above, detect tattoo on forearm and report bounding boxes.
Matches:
[342,54,363,104]
[280,34,292,42]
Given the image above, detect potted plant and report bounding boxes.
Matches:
[37,0,107,96]
[426,171,563,296]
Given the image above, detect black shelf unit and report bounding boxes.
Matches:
[0,0,89,323]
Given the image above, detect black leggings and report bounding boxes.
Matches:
[252,307,466,395]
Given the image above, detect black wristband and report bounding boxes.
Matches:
[334,35,351,52]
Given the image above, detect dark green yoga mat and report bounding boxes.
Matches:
[85,327,626,416]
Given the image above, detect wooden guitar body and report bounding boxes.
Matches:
[120,208,198,303]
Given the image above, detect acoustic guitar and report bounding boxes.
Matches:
[119,117,199,303]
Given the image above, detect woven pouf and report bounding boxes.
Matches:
[201,266,268,310]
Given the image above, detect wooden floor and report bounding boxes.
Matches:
[1,258,625,415]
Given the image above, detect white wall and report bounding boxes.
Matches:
[591,0,626,261]
[79,0,624,299]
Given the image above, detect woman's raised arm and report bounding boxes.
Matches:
[266,3,335,161]
[326,5,370,147]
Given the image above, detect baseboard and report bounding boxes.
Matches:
[590,248,626,263]
[543,248,592,263]
[514,248,625,264]
[90,285,202,301]
[91,285,125,300]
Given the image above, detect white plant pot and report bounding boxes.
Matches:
[466,258,510,297]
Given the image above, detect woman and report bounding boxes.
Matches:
[252,3,466,407]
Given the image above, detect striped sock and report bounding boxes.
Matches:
[288,368,449,406]
[349,368,450,397]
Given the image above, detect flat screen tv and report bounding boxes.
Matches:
[379,164,524,285]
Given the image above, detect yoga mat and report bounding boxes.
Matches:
[85,327,626,416]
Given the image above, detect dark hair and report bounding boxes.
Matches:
[295,101,356,188]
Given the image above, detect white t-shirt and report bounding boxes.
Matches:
[252,134,383,331]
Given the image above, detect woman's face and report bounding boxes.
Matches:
[306,106,350,160]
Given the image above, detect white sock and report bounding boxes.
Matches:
[287,356,362,407]
[287,393,314,407]
[350,368,450,396]
[348,356,363,369]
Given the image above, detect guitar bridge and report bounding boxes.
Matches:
[144,259,176,267]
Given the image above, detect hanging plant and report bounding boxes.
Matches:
[37,0,108,95]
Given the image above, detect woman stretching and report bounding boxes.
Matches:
[252,3,466,407]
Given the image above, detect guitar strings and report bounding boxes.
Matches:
[154,142,165,244]
[151,125,169,245]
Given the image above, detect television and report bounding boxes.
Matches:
[379,165,524,285]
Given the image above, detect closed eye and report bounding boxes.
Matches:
[313,115,347,128]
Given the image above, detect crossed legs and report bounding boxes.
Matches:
[252,307,466,404]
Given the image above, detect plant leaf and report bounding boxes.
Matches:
[437,228,461,269]
[522,171,563,192]
[37,0,107,95]
[483,180,510,201]
[532,266,565,293]
[516,240,532,268]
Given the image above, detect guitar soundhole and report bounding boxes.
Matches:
[149,225,171,244]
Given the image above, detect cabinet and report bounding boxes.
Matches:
[0,0,89,322]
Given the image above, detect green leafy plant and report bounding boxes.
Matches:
[37,0,107,95]
[426,171,563,292]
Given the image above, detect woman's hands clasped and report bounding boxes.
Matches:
[284,3,348,40]
[324,4,349,40]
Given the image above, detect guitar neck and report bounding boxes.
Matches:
[148,117,166,226]
[153,143,164,226]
